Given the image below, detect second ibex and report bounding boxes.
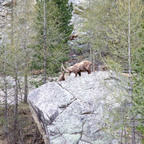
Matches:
[62,60,92,77]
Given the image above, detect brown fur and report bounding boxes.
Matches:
[62,61,92,77]
[58,72,66,81]
[69,33,79,40]
[57,64,67,81]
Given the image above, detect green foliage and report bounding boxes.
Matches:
[1,0,35,77]
[133,47,144,74]
[33,0,73,75]
[106,56,123,72]
[53,0,73,41]
[80,0,143,143]
[137,125,144,143]
[30,79,43,88]
[80,0,143,70]
[132,21,144,143]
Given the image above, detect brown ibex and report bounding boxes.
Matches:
[62,60,92,77]
[57,72,66,81]
[57,65,67,81]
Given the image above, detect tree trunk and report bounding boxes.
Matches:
[24,73,28,103]
[43,0,47,84]
[13,74,18,144]
[13,54,18,143]
[23,1,29,103]
[93,49,95,72]
[128,1,136,143]
[89,43,93,72]
[11,1,19,142]
[4,13,8,140]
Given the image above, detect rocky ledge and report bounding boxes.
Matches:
[28,71,128,144]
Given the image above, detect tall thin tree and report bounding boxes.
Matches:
[43,0,47,84]
[3,11,8,143]
[128,1,135,143]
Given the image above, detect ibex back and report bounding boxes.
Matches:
[62,61,92,77]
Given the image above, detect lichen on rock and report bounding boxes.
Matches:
[28,71,127,144]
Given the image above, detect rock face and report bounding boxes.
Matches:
[2,0,12,6]
[28,71,126,144]
[69,0,87,34]
[68,0,90,58]
[0,0,10,44]
[0,75,50,105]
[0,0,36,45]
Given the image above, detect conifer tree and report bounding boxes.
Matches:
[34,0,73,81]
[53,0,73,42]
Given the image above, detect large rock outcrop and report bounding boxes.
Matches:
[28,71,127,144]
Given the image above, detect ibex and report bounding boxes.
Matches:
[57,72,66,81]
[57,65,67,81]
[62,60,92,77]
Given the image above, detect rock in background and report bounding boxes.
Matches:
[69,0,86,33]
[0,74,51,105]
[68,0,91,64]
[0,0,88,63]
[28,71,128,144]
[0,0,36,45]
[0,0,11,44]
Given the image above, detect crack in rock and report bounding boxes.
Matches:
[58,98,77,109]
[76,121,86,144]
[57,82,95,113]
[28,71,129,144]
[57,82,77,99]
[81,111,95,115]
[53,98,77,122]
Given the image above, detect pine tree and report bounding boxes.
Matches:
[33,0,72,82]
[53,0,73,42]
